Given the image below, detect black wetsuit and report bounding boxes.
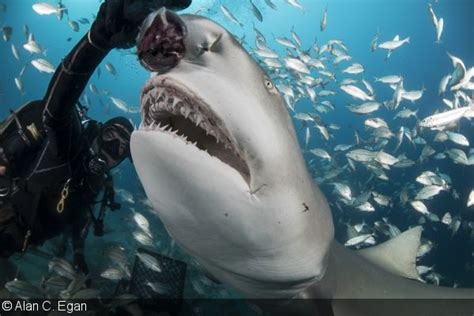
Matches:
[0,33,114,265]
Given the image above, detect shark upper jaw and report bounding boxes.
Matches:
[138,75,251,187]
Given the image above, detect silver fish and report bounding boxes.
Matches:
[320,5,328,31]
[340,85,374,101]
[249,0,263,22]
[5,279,43,299]
[220,5,243,27]
[137,252,162,273]
[68,20,79,32]
[101,268,125,280]
[105,62,117,75]
[11,44,20,61]
[48,258,77,280]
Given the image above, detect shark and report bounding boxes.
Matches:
[131,9,474,315]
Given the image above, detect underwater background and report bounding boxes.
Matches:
[0,0,473,302]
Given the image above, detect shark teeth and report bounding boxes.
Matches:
[141,85,242,157]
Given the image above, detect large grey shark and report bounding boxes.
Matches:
[131,9,474,315]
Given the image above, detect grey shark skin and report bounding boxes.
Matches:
[131,10,474,314]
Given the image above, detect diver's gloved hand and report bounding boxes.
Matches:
[87,156,107,176]
[90,0,192,50]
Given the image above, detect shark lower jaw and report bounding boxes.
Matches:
[139,79,251,186]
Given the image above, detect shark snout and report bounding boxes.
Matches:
[137,8,187,73]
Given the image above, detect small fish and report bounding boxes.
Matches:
[310,148,331,160]
[401,87,424,103]
[334,144,353,152]
[23,24,29,40]
[284,57,310,75]
[417,240,433,257]
[371,30,379,52]
[291,28,302,47]
[347,102,381,114]
[105,62,117,76]
[439,74,451,96]
[362,79,374,96]
[77,17,90,25]
[68,20,79,32]
[285,0,305,11]
[332,182,352,201]
[435,18,444,44]
[340,85,374,101]
[364,117,388,129]
[467,190,474,207]
[378,35,410,51]
[23,39,44,54]
[346,149,376,162]
[419,105,474,129]
[89,84,99,95]
[344,234,374,247]
[320,5,328,31]
[31,58,55,73]
[19,64,27,78]
[372,192,390,207]
[410,200,429,215]
[254,47,279,59]
[110,97,129,112]
[304,126,310,148]
[133,230,154,246]
[415,185,447,200]
[394,108,418,119]
[32,2,65,15]
[101,268,125,280]
[264,0,277,10]
[48,258,77,280]
[5,279,43,299]
[375,151,399,166]
[133,212,151,233]
[147,281,173,295]
[2,26,12,41]
[137,252,162,273]
[220,5,243,27]
[56,0,67,21]
[342,63,364,74]
[11,44,20,61]
[42,276,70,293]
[14,77,24,94]
[249,0,263,22]
[445,131,469,147]
[374,75,403,84]
[356,201,375,212]
[334,55,352,65]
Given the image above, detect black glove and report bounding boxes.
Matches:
[90,0,192,49]
[88,156,107,176]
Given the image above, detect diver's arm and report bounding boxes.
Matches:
[42,35,110,127]
[42,0,193,128]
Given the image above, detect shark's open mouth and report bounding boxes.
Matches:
[140,83,251,184]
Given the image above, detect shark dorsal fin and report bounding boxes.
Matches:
[357,226,422,280]
[393,35,400,41]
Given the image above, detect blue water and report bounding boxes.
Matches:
[0,0,473,298]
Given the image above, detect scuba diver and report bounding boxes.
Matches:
[0,0,192,273]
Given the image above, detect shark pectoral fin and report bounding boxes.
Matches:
[357,226,422,280]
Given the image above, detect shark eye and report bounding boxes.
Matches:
[264,78,274,90]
